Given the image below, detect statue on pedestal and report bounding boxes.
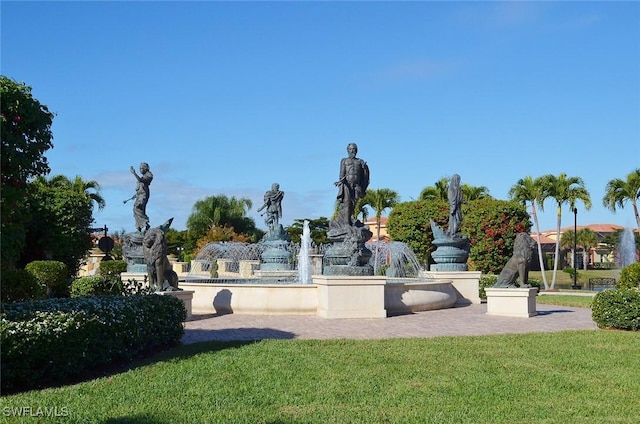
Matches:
[430,174,470,271]
[143,218,180,291]
[324,143,373,276]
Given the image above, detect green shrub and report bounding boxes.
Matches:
[99,260,127,279]
[1,294,186,393]
[0,269,46,302]
[479,274,497,299]
[25,260,69,298]
[479,274,541,299]
[70,275,122,297]
[591,288,640,331]
[616,263,640,289]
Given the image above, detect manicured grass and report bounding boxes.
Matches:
[2,331,638,423]
[529,269,620,289]
[537,294,594,308]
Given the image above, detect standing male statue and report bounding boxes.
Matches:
[330,143,369,236]
[124,162,153,233]
[257,183,284,234]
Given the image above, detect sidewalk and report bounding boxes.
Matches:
[182,303,597,344]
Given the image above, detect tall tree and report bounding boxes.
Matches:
[541,173,592,289]
[1,76,55,268]
[462,184,492,200]
[361,188,400,273]
[603,168,640,231]
[20,175,97,277]
[419,177,449,201]
[577,228,598,271]
[508,176,549,289]
[186,195,260,248]
[361,188,400,242]
[560,230,577,270]
[285,218,330,245]
[49,175,106,211]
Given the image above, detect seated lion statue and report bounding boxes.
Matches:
[493,232,536,288]
[143,218,180,292]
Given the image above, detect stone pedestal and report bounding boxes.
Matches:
[485,287,537,317]
[260,240,292,271]
[123,232,147,273]
[155,290,195,321]
[314,275,386,318]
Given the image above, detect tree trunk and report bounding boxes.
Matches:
[551,206,562,290]
[532,203,549,289]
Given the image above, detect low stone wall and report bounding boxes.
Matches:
[181,277,461,319]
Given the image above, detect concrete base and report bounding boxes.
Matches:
[314,275,387,318]
[181,277,460,318]
[485,287,537,317]
[180,282,318,316]
[421,271,481,305]
[155,290,195,321]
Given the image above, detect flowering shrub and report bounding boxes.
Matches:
[591,288,640,331]
[1,294,186,393]
[616,263,640,290]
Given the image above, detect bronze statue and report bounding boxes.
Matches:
[143,218,180,291]
[257,183,284,234]
[447,174,464,237]
[124,162,153,233]
[329,143,369,237]
[494,233,536,288]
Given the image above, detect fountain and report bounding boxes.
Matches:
[297,220,313,284]
[367,240,422,278]
[620,227,638,267]
[176,152,480,318]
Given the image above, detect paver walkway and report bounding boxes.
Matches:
[182,303,597,344]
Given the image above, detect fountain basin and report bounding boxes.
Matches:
[180,277,459,318]
[385,280,458,314]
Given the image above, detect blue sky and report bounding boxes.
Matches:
[2,1,639,234]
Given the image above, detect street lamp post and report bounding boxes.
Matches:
[572,207,578,289]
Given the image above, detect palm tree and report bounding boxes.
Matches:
[541,173,592,289]
[45,174,106,211]
[353,197,369,222]
[361,188,400,274]
[419,177,449,201]
[462,184,492,200]
[508,176,549,289]
[577,228,598,271]
[560,229,576,270]
[603,168,640,231]
[362,188,400,242]
[186,195,252,242]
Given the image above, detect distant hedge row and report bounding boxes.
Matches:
[1,294,186,393]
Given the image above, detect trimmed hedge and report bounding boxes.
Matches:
[99,259,127,279]
[591,288,640,331]
[25,260,69,298]
[70,275,122,297]
[1,294,186,393]
[616,263,640,290]
[0,268,45,302]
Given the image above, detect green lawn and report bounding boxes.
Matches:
[529,269,620,289]
[2,331,639,423]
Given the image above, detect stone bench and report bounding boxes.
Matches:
[588,277,616,291]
